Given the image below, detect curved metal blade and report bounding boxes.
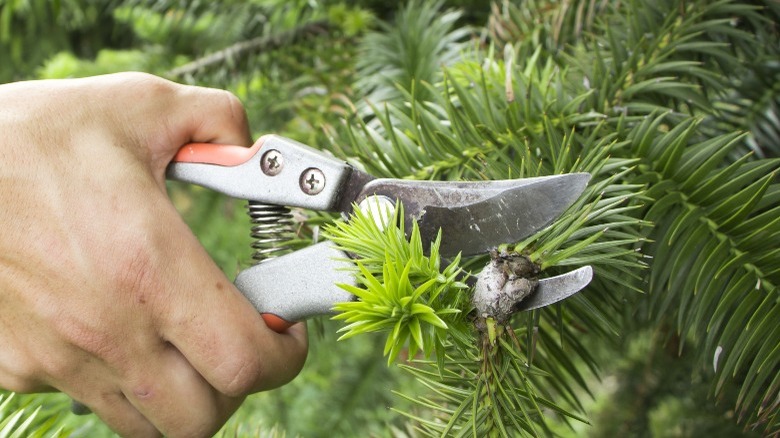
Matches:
[516,265,593,311]
[356,173,590,256]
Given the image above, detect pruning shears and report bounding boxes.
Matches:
[167,135,594,332]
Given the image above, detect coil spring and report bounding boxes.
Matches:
[247,201,295,264]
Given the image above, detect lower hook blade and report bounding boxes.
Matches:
[516,265,593,312]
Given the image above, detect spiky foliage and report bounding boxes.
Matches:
[326,205,469,364]
[0,393,72,437]
[2,0,779,435]
[322,0,779,435]
[354,0,471,106]
[556,1,780,430]
[326,185,641,435]
[328,49,646,433]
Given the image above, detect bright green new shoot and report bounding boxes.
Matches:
[325,203,468,365]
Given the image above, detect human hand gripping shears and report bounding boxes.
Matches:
[167,135,594,332]
[70,135,593,415]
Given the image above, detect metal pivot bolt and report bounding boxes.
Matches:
[261,149,284,176]
[300,168,325,195]
[358,195,396,230]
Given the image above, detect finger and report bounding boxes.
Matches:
[155,206,308,396]
[164,252,308,394]
[0,341,51,393]
[122,344,242,438]
[73,389,159,438]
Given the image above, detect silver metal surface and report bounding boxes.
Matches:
[300,168,325,195]
[515,265,593,311]
[355,173,591,256]
[167,135,352,211]
[235,242,356,321]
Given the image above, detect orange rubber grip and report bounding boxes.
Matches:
[262,314,295,332]
[173,140,265,166]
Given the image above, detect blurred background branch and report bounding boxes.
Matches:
[1,0,778,436]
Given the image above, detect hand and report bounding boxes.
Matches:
[0,72,308,437]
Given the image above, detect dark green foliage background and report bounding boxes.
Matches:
[1,0,778,436]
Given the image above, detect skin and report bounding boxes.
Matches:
[0,72,308,437]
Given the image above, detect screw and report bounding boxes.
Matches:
[300,168,325,195]
[261,149,284,176]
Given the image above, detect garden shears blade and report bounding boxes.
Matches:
[516,265,593,311]
[167,135,594,330]
[348,175,591,257]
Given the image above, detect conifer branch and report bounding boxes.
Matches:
[167,20,332,78]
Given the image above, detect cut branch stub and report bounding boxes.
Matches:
[472,250,540,325]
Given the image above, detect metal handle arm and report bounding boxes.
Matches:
[166,135,354,211]
[235,242,357,330]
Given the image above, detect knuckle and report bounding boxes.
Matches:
[118,72,175,95]
[225,90,249,122]
[217,89,249,128]
[99,72,177,107]
[213,353,263,397]
[221,89,243,111]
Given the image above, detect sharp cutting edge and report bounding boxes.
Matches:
[516,265,594,311]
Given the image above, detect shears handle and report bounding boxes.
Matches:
[234,242,356,331]
[167,138,358,332]
[167,135,353,211]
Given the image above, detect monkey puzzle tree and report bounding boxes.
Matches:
[0,0,777,436]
